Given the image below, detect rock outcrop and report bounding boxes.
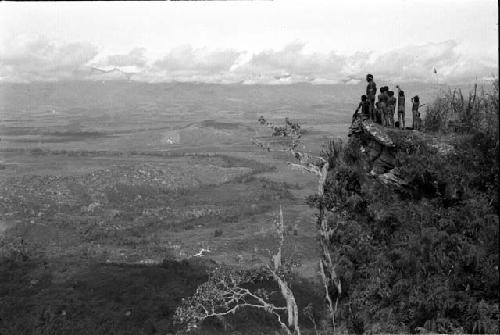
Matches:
[348,119,416,190]
[349,119,396,175]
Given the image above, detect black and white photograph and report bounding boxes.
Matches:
[0,1,498,334]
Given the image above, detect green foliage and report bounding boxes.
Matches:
[311,81,499,333]
[320,138,344,168]
[342,136,363,166]
[424,80,499,136]
[258,115,302,138]
[423,88,461,132]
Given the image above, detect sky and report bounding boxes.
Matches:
[0,0,498,84]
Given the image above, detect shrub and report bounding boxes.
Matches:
[310,85,499,332]
[423,80,499,136]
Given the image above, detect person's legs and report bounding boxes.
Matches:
[377,102,385,125]
[382,105,389,127]
[369,100,375,121]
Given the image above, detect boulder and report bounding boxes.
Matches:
[361,120,395,147]
[350,120,397,175]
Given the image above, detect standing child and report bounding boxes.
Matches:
[412,95,420,130]
[396,86,406,129]
[366,74,377,121]
[355,95,370,121]
[387,90,397,127]
[377,87,388,126]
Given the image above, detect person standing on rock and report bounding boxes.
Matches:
[377,86,388,126]
[355,95,370,121]
[411,95,421,130]
[396,86,406,129]
[374,102,380,124]
[366,74,377,121]
[383,87,390,126]
[387,90,397,127]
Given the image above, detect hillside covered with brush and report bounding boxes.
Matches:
[312,80,499,333]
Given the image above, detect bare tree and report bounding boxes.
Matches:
[174,206,301,335]
[256,117,343,331]
[175,117,344,333]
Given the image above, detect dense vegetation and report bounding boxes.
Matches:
[309,80,499,333]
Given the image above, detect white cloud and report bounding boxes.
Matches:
[232,42,348,83]
[367,41,460,82]
[443,57,499,82]
[148,46,242,82]
[0,36,98,82]
[0,37,497,84]
[102,48,148,68]
[366,41,498,83]
[230,41,497,84]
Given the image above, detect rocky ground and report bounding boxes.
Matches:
[0,147,326,334]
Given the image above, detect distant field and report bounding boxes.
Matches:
[0,81,475,334]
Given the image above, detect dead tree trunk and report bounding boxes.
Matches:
[256,119,342,331]
[174,205,302,335]
[316,162,342,331]
[289,155,342,330]
[271,206,301,335]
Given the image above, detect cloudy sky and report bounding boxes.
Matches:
[0,0,497,84]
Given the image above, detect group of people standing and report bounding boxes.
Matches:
[354,74,423,130]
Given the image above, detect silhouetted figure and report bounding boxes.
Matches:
[396,86,406,129]
[412,95,421,130]
[374,102,381,124]
[377,86,388,125]
[387,90,396,127]
[365,74,377,121]
[355,95,370,121]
